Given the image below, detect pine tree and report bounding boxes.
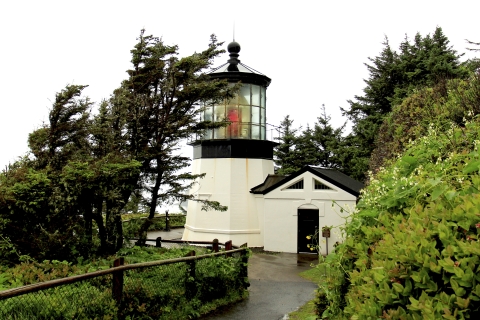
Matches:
[294,124,318,168]
[313,104,345,168]
[274,115,300,175]
[341,27,465,182]
[109,30,237,240]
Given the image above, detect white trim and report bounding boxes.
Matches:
[185,224,261,234]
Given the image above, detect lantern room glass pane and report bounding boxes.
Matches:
[260,107,265,125]
[214,127,225,139]
[261,87,266,107]
[252,125,260,139]
[239,85,250,105]
[252,106,260,124]
[239,123,250,139]
[226,105,239,138]
[260,126,265,140]
[239,105,251,122]
[252,85,260,106]
[204,106,213,121]
[213,105,225,122]
[205,129,213,139]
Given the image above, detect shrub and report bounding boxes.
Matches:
[316,118,480,319]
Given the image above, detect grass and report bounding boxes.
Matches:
[287,263,326,319]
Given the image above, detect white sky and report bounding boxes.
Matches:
[1,0,479,169]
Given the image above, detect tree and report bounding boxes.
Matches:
[341,27,465,182]
[0,29,238,262]
[274,115,300,174]
[294,124,318,168]
[106,30,237,240]
[312,104,345,168]
[274,108,345,175]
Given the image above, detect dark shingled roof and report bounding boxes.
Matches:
[250,174,287,194]
[250,166,364,197]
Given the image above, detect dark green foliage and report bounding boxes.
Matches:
[274,107,344,175]
[0,247,249,319]
[0,29,235,263]
[294,124,318,168]
[274,115,300,174]
[315,73,480,318]
[312,104,345,169]
[371,72,480,173]
[122,214,186,239]
[341,27,466,182]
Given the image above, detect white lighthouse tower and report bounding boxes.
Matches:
[182,41,275,247]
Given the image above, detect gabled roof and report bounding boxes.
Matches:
[250,174,287,194]
[250,166,364,197]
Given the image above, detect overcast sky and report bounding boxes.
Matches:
[1,0,479,169]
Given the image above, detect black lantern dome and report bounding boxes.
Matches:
[209,41,271,87]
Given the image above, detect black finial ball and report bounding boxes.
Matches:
[227,41,241,53]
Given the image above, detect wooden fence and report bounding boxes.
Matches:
[0,240,249,319]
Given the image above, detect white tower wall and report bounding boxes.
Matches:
[183,157,273,247]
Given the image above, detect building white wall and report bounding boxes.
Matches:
[262,171,357,255]
[183,157,273,247]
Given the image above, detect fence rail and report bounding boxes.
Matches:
[0,240,249,319]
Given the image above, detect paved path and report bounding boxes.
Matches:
[146,227,185,241]
[146,229,319,320]
[201,252,318,320]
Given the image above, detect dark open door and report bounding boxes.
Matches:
[297,209,319,253]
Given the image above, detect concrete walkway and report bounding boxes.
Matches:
[146,229,319,320]
[201,252,318,320]
[146,227,185,241]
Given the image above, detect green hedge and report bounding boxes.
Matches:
[316,119,480,319]
[0,246,249,319]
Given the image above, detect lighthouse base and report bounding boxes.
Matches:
[182,157,273,247]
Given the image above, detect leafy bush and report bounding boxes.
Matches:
[0,282,118,319]
[122,214,186,239]
[316,118,480,319]
[370,72,480,175]
[0,246,249,319]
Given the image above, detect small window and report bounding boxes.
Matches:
[314,179,333,190]
[286,180,304,190]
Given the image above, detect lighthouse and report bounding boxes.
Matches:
[182,41,275,247]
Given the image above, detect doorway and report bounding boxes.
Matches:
[297,209,319,253]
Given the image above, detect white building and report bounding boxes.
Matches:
[182,41,363,254]
[250,166,363,255]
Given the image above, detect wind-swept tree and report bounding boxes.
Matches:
[107,30,237,240]
[0,30,238,261]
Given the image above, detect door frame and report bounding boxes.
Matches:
[297,208,319,254]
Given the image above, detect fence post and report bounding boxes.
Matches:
[165,210,170,231]
[225,240,232,257]
[212,238,219,253]
[240,243,250,288]
[156,237,162,248]
[185,250,196,298]
[112,257,125,305]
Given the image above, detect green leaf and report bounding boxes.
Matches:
[392,282,404,293]
[431,185,448,200]
[463,160,480,174]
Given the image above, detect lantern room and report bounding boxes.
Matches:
[202,41,271,141]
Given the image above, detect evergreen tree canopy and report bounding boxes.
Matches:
[274,106,344,175]
[341,27,466,182]
[0,29,237,262]
[274,115,300,175]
